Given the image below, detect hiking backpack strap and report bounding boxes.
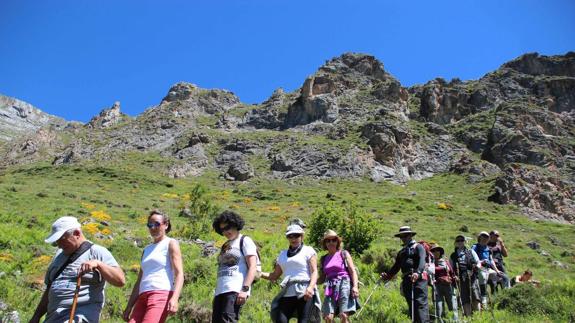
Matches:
[47,241,94,287]
[239,235,261,268]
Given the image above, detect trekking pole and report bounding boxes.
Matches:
[431,277,441,323]
[454,263,464,313]
[411,281,415,323]
[355,279,390,318]
[69,272,82,323]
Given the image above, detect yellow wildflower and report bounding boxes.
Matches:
[437,202,453,210]
[82,223,100,235]
[161,193,179,199]
[81,202,96,210]
[91,210,111,221]
[0,252,14,262]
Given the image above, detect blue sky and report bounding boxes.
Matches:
[1,0,574,122]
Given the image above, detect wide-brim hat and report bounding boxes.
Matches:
[285,224,304,236]
[321,229,342,243]
[394,226,417,237]
[45,216,81,244]
[430,245,445,255]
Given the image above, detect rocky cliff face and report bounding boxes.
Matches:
[1,52,574,223]
[0,95,65,142]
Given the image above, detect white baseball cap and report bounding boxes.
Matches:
[45,216,81,244]
[285,224,304,236]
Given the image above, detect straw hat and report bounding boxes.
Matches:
[321,229,342,249]
[394,226,417,237]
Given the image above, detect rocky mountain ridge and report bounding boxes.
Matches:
[0,95,66,142]
[1,52,574,223]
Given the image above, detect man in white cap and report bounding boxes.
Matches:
[30,216,125,323]
[381,226,430,323]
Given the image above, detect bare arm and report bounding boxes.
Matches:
[499,240,508,257]
[243,255,257,287]
[303,254,318,301]
[307,254,318,290]
[345,252,359,290]
[261,263,283,282]
[29,288,49,323]
[167,239,184,314]
[79,260,126,287]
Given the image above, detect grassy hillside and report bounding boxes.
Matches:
[0,153,573,322]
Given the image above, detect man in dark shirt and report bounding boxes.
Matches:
[381,226,429,323]
[488,230,510,290]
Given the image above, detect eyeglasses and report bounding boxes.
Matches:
[325,238,338,243]
[287,234,301,239]
[146,221,162,229]
[219,224,234,232]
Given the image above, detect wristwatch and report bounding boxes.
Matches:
[241,285,250,292]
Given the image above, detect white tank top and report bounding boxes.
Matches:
[139,237,174,293]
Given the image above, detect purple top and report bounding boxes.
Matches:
[323,251,350,281]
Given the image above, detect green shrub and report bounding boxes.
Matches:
[362,247,398,274]
[495,281,575,321]
[308,202,377,254]
[175,184,220,239]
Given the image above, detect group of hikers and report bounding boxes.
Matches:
[29,210,536,323]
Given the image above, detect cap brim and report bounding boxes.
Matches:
[394,231,416,237]
[45,230,67,244]
[286,230,304,236]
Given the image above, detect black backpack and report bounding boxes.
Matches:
[239,235,262,281]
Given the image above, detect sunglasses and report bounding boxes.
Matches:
[219,224,234,232]
[146,221,162,229]
[455,239,465,243]
[325,238,338,243]
[287,234,301,239]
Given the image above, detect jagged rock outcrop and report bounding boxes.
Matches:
[489,165,574,223]
[87,101,125,128]
[482,101,574,168]
[283,53,409,128]
[418,52,575,125]
[0,95,65,142]
[160,82,240,115]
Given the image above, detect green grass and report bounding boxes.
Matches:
[0,156,573,322]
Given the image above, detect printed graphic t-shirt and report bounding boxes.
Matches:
[215,234,257,296]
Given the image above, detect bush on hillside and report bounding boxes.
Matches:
[176,184,220,239]
[495,281,575,321]
[308,202,377,254]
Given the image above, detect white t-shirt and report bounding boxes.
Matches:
[215,234,257,296]
[276,245,316,297]
[139,237,174,293]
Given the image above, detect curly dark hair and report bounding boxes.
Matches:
[212,210,245,235]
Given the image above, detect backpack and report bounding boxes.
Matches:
[451,248,477,278]
[239,235,262,281]
[416,240,436,276]
[435,259,456,285]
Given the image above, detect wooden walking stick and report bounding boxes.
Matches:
[69,273,82,323]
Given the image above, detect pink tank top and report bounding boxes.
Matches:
[323,251,349,280]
